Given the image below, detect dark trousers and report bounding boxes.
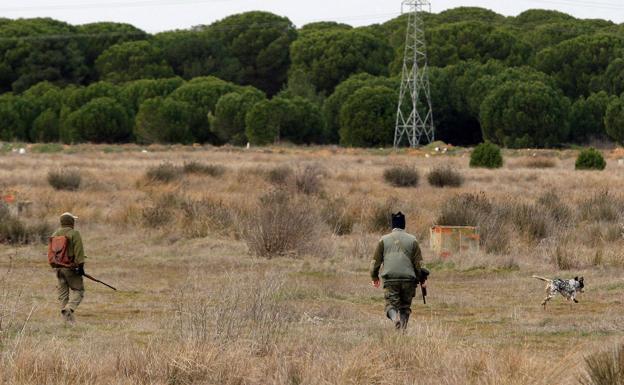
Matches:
[384,281,416,318]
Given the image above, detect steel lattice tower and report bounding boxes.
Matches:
[394,0,435,148]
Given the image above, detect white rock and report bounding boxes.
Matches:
[18,148,26,155]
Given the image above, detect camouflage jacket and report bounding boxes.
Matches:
[370,229,422,284]
[52,226,86,265]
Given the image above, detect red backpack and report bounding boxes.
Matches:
[48,236,74,268]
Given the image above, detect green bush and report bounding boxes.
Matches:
[427,166,464,188]
[383,166,419,187]
[47,168,82,191]
[470,142,503,169]
[576,148,606,170]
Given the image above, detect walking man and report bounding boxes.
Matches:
[370,212,424,330]
[50,212,87,324]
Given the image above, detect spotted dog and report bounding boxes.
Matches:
[532,276,584,308]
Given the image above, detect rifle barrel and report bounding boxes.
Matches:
[83,273,117,291]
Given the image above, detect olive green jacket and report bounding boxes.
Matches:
[370,229,422,284]
[52,226,86,265]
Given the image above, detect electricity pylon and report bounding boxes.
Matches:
[394,0,435,148]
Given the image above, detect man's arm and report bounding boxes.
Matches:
[410,240,423,273]
[72,231,86,265]
[370,240,384,283]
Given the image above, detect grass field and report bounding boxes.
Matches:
[1,144,624,385]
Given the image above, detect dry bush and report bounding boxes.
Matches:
[506,202,551,242]
[145,162,182,183]
[265,165,293,185]
[47,168,81,191]
[436,193,492,227]
[181,197,234,238]
[141,192,181,228]
[383,165,419,187]
[0,217,51,245]
[578,191,623,223]
[183,161,226,177]
[321,197,355,235]
[580,344,624,385]
[427,166,464,188]
[241,189,327,258]
[515,156,557,169]
[435,193,515,253]
[294,164,325,195]
[367,198,399,233]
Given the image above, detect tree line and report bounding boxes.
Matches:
[0,7,623,147]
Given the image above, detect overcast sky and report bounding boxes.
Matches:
[0,0,622,33]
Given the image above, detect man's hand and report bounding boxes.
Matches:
[74,264,85,276]
[371,279,380,288]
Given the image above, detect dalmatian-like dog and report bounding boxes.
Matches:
[532,276,584,308]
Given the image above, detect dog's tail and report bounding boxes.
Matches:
[532,275,551,282]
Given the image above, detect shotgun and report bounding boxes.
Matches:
[419,268,430,304]
[83,273,117,291]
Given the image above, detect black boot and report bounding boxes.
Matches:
[400,312,410,330]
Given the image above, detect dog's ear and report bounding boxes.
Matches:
[574,276,579,281]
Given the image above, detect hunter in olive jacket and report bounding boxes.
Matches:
[370,228,422,285]
[51,226,86,265]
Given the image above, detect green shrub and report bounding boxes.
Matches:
[470,142,503,169]
[427,166,464,188]
[182,162,226,177]
[576,148,606,170]
[383,166,419,187]
[146,162,181,183]
[47,168,82,191]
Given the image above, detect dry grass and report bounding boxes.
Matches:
[1,145,624,384]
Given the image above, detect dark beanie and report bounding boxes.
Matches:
[391,212,406,229]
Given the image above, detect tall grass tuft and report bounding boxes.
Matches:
[266,165,293,185]
[146,162,181,183]
[580,344,624,385]
[294,164,325,195]
[383,166,419,187]
[183,161,226,177]
[322,197,355,235]
[578,190,622,222]
[47,168,82,191]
